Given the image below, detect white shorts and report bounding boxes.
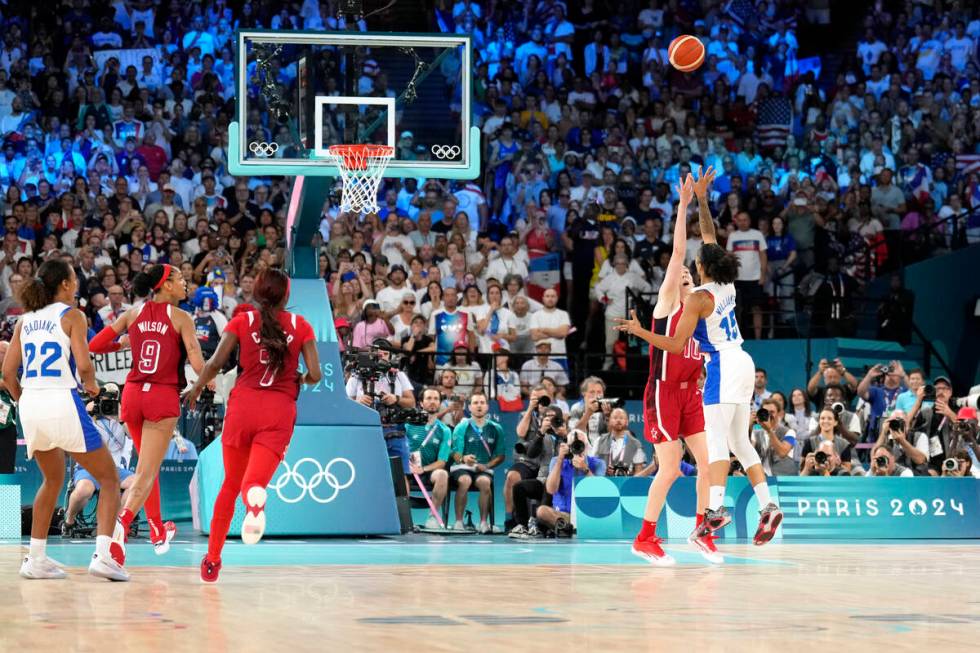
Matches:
[702,347,754,406]
[19,388,103,459]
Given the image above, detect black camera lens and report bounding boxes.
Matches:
[923,384,936,399]
[943,457,958,472]
[814,451,828,465]
[565,439,586,459]
[514,441,528,455]
[549,412,563,428]
[874,456,888,468]
[888,418,905,431]
[536,395,551,408]
[831,402,845,415]
[756,407,770,423]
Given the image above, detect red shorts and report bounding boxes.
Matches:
[643,380,705,444]
[221,390,298,459]
[120,382,180,424]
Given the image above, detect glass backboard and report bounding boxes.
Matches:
[231,30,478,179]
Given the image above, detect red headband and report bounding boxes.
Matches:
[153,264,173,291]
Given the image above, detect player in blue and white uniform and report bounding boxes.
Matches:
[2,259,129,581]
[617,168,782,546]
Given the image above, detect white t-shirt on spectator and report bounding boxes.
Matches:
[944,37,974,70]
[454,184,487,226]
[375,285,412,314]
[726,229,767,282]
[519,357,569,389]
[857,40,888,72]
[593,271,652,319]
[529,307,570,356]
[486,256,528,282]
[475,306,515,353]
[379,234,415,270]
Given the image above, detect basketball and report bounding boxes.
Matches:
[668,35,705,72]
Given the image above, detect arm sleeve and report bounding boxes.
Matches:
[88,325,122,353]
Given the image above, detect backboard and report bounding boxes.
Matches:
[230,30,479,179]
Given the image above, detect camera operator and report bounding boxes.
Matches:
[590,408,652,477]
[873,409,929,475]
[940,450,974,478]
[950,408,980,478]
[567,376,612,446]
[404,388,453,529]
[536,428,603,537]
[505,385,550,531]
[509,403,566,538]
[801,441,845,477]
[905,376,961,475]
[449,392,506,533]
[344,339,417,485]
[754,399,799,476]
[857,360,908,440]
[64,386,136,531]
[869,445,914,477]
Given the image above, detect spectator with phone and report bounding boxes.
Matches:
[857,360,908,439]
[806,357,858,409]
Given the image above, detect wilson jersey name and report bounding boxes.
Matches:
[20,302,77,389]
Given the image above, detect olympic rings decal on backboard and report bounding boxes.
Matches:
[249,141,280,158]
[430,144,461,160]
[268,457,356,504]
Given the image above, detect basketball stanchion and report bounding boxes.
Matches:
[325,144,394,214]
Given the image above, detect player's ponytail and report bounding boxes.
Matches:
[132,264,172,297]
[697,243,740,285]
[253,268,290,373]
[19,259,73,312]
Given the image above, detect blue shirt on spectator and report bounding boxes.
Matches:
[549,455,602,513]
[866,384,907,431]
[766,233,797,263]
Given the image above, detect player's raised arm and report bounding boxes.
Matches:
[658,175,694,308]
[692,165,717,245]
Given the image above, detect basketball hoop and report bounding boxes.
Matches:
[326,144,394,214]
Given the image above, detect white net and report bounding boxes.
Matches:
[327,144,394,214]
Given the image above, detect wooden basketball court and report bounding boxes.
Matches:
[2,537,978,651]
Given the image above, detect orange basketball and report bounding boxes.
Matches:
[668,35,705,73]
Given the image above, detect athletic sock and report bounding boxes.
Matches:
[119,508,135,531]
[638,519,656,541]
[95,535,111,560]
[695,513,705,529]
[753,481,774,508]
[709,486,725,511]
[29,538,46,561]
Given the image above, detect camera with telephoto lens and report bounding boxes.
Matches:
[91,383,120,417]
[535,395,551,409]
[922,384,936,401]
[378,403,428,427]
[943,457,959,473]
[874,455,889,468]
[887,417,905,432]
[342,348,402,383]
[814,450,829,465]
[831,402,845,415]
[756,407,770,423]
[564,439,586,460]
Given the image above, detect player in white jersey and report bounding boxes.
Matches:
[1,259,130,581]
[617,167,782,546]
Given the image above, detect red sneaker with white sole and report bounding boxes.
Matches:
[689,531,724,564]
[150,520,177,555]
[631,536,676,567]
[109,518,127,566]
[241,485,267,545]
[200,555,222,583]
[754,503,783,546]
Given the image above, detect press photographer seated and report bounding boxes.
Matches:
[800,441,846,477]
[449,392,506,533]
[752,400,799,477]
[405,388,453,530]
[590,408,652,477]
[536,429,603,537]
[869,446,915,477]
[64,385,136,533]
[507,392,565,537]
[344,339,418,485]
[873,410,929,475]
[799,408,853,473]
[567,376,617,446]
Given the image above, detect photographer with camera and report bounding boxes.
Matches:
[405,388,453,530]
[806,358,858,409]
[344,338,418,485]
[64,385,136,532]
[801,440,845,476]
[449,392,506,533]
[857,360,908,440]
[800,408,854,472]
[872,409,929,475]
[590,408,652,477]
[505,385,551,530]
[905,376,963,475]
[509,400,566,537]
[869,446,914,477]
[940,450,974,478]
[950,408,980,478]
[536,428,602,537]
[754,399,799,477]
[568,376,615,446]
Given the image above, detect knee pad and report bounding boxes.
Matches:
[706,430,730,464]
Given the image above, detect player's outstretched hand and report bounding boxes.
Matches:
[675,174,694,205]
[692,165,716,198]
[182,382,204,410]
[614,310,642,335]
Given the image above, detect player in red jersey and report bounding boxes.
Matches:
[89,264,207,563]
[617,174,720,565]
[184,268,321,583]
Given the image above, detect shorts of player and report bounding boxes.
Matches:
[644,381,705,444]
[734,280,765,310]
[20,388,103,459]
[73,466,134,491]
[449,466,494,486]
[702,347,755,406]
[121,382,180,424]
[221,391,298,460]
[386,435,411,475]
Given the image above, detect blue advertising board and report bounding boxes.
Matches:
[574,476,980,540]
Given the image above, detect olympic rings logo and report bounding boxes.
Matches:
[268,457,356,504]
[249,141,280,158]
[430,144,461,160]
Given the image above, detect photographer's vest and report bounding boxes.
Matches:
[768,425,799,477]
[593,432,642,474]
[806,434,849,459]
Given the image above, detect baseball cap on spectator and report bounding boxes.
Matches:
[163,183,175,192]
[388,264,407,279]
[621,216,637,228]
[363,299,380,310]
[400,131,413,140]
[934,376,952,387]
[957,407,977,421]
[535,340,552,349]
[334,317,351,330]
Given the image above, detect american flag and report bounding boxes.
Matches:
[755,97,792,148]
[955,154,980,176]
